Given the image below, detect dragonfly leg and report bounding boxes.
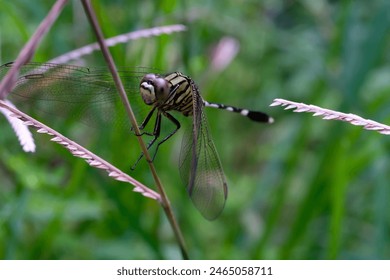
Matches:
[150,112,181,162]
[131,106,156,136]
[130,110,181,170]
[130,110,162,170]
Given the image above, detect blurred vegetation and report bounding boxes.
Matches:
[1,0,390,259]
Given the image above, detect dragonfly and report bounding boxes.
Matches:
[1,62,273,220]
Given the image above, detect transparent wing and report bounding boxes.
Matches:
[179,83,228,220]
[0,62,151,131]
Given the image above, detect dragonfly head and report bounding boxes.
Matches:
[140,74,170,106]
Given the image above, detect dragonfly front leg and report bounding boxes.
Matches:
[131,110,162,170]
[130,111,181,170]
[150,112,181,161]
[131,106,157,137]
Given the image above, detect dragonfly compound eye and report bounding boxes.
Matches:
[140,74,169,105]
[152,76,170,103]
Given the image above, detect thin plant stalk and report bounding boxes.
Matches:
[81,0,189,260]
[270,98,390,135]
[49,24,187,64]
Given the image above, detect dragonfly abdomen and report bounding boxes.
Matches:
[203,100,273,123]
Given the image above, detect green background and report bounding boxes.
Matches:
[0,0,390,259]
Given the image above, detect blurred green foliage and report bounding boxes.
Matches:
[1,0,390,259]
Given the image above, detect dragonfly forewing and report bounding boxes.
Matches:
[1,62,152,132]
